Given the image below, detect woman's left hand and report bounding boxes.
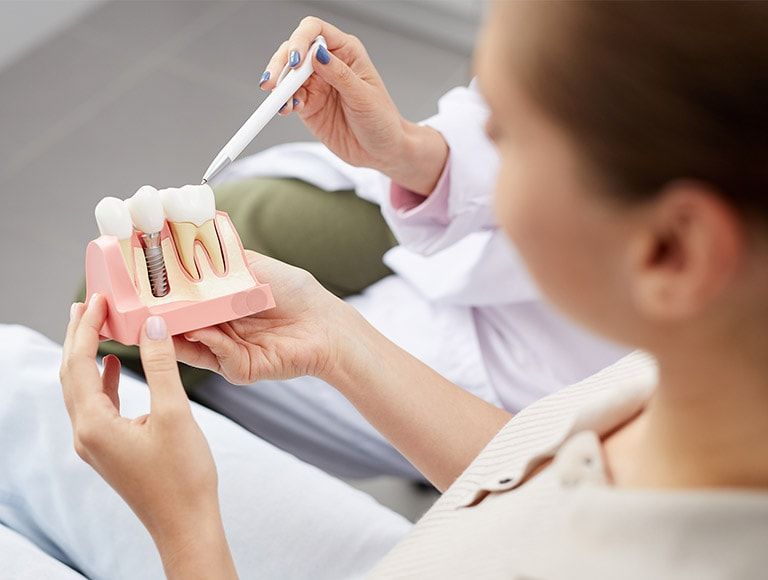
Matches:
[60,295,236,578]
[173,251,354,386]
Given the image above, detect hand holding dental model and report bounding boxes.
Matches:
[87,183,274,345]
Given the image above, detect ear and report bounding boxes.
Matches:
[628,181,746,321]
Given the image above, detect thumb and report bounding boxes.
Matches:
[311,44,366,98]
[139,315,189,415]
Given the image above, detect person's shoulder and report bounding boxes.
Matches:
[499,350,655,446]
[515,350,657,425]
[439,352,657,509]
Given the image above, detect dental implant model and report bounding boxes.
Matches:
[84,182,274,345]
[126,186,169,298]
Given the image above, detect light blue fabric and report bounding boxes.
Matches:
[193,371,421,480]
[0,325,410,579]
[0,523,84,579]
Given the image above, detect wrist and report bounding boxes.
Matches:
[319,301,374,385]
[383,121,449,196]
[319,301,392,396]
[149,502,221,553]
[151,507,236,579]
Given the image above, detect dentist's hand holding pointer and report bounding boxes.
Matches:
[260,16,449,195]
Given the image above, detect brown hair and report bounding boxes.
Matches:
[520,1,768,218]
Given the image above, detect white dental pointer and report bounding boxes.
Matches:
[201,35,327,185]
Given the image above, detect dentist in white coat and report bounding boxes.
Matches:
[193,18,629,479]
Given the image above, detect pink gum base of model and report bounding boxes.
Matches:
[85,211,275,346]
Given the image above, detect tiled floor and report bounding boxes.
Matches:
[0,0,472,521]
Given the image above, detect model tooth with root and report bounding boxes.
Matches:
[94,196,135,279]
[126,185,170,297]
[160,184,225,280]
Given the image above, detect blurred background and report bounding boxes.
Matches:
[0,0,483,521]
[0,0,481,341]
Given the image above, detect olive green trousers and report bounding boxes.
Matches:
[78,178,397,386]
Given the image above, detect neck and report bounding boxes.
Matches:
[606,337,768,489]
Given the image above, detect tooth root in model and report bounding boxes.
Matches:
[160,184,225,280]
[167,220,226,280]
[126,185,170,298]
[94,196,135,280]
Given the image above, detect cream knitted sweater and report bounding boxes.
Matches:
[369,352,768,579]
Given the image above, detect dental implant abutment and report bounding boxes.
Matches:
[139,232,170,297]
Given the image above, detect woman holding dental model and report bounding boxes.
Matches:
[2,1,767,577]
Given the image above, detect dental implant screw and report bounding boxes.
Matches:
[140,232,170,297]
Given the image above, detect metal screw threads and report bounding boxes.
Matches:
[140,232,170,297]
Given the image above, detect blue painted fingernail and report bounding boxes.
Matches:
[259,70,270,86]
[292,98,299,106]
[316,45,330,65]
[289,50,300,68]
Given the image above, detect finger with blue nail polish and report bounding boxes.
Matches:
[289,49,301,68]
[260,40,289,91]
[280,98,299,116]
[316,44,331,65]
[292,86,308,114]
[266,17,423,192]
[280,95,296,115]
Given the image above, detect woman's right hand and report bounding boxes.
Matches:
[260,16,448,195]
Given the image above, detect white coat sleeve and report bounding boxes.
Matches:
[380,79,500,255]
[379,80,541,305]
